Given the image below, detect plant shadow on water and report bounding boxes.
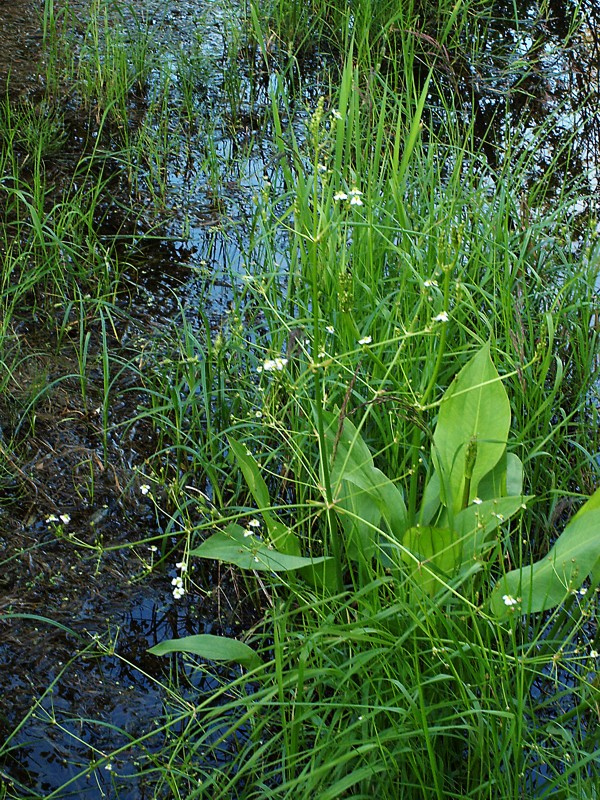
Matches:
[0,0,599,796]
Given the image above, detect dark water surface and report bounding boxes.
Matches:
[0,0,599,796]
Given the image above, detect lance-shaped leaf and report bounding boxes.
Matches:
[323,411,407,540]
[490,506,600,618]
[190,523,332,573]
[335,479,382,560]
[433,343,510,514]
[149,633,262,670]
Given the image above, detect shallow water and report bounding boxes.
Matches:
[0,0,599,796]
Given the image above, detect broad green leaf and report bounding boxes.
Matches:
[490,508,600,617]
[477,452,523,500]
[506,453,524,496]
[571,488,600,586]
[335,479,381,560]
[433,343,510,514]
[477,452,507,500]
[190,524,331,573]
[323,411,407,539]
[401,526,460,596]
[419,470,442,526]
[454,495,531,565]
[148,633,262,670]
[228,437,270,510]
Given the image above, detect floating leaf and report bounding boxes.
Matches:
[190,524,332,573]
[148,633,262,670]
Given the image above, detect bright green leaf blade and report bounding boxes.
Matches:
[490,508,600,617]
[228,437,300,555]
[401,526,460,596]
[433,342,511,514]
[476,452,507,500]
[336,479,381,560]
[190,524,332,573]
[324,411,407,537]
[506,453,524,496]
[228,437,271,511]
[148,633,262,670]
[419,470,441,525]
[571,485,600,522]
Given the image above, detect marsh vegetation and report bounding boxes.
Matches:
[1,0,600,797]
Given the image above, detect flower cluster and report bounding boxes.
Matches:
[243,519,261,538]
[333,187,363,206]
[46,513,71,525]
[257,357,288,373]
[172,560,188,600]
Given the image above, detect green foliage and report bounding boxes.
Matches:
[491,493,600,617]
[432,341,511,515]
[190,523,331,573]
[148,633,263,670]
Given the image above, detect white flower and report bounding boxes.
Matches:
[348,188,363,206]
[149,545,158,553]
[257,357,288,373]
[590,649,599,658]
[502,594,519,607]
[472,497,483,505]
[333,191,348,201]
[173,586,185,600]
[433,311,449,323]
[172,576,184,588]
[140,484,151,495]
[46,514,59,523]
[578,587,588,596]
[59,514,71,525]
[358,335,372,345]
[424,279,438,288]
[243,529,255,538]
[175,561,188,572]
[331,109,342,120]
[326,325,335,334]
[248,519,261,528]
